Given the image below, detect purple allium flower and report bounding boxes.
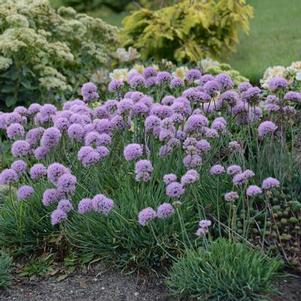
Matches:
[157,203,175,219]
[11,140,30,157]
[211,117,227,132]
[0,168,18,185]
[57,199,73,213]
[117,99,133,115]
[78,198,93,214]
[80,149,100,167]
[129,75,145,88]
[242,87,261,104]
[183,154,202,169]
[262,177,280,190]
[145,76,158,87]
[196,139,211,153]
[151,104,173,119]
[5,112,22,126]
[96,146,110,158]
[30,163,47,180]
[268,76,288,92]
[81,82,99,103]
[17,185,34,201]
[161,95,175,106]
[229,141,242,152]
[185,68,202,81]
[238,82,252,93]
[41,127,61,149]
[258,121,277,138]
[232,169,254,186]
[156,71,172,84]
[219,91,239,107]
[138,207,156,226]
[243,169,255,179]
[84,131,102,147]
[224,191,239,202]
[284,91,301,103]
[26,127,45,148]
[28,103,41,115]
[11,160,27,175]
[51,209,67,225]
[210,164,225,175]
[123,143,143,161]
[54,117,69,132]
[199,74,215,85]
[163,174,177,185]
[92,194,114,215]
[67,123,84,141]
[145,115,161,132]
[166,182,185,198]
[14,106,27,116]
[57,174,77,194]
[181,169,199,186]
[199,219,212,228]
[135,160,153,174]
[108,79,124,92]
[215,73,233,91]
[42,188,59,206]
[203,80,220,96]
[246,185,262,197]
[184,114,208,133]
[47,163,70,185]
[143,66,157,78]
[195,227,208,237]
[34,146,49,160]
[226,165,242,176]
[170,77,184,88]
[94,118,112,133]
[204,127,219,139]
[40,104,57,116]
[6,123,25,139]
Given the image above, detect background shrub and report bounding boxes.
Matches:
[0,0,117,109]
[167,238,282,301]
[0,251,12,289]
[120,0,253,63]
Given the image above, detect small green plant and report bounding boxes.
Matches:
[0,251,12,289]
[120,0,253,63]
[20,254,54,278]
[167,238,283,301]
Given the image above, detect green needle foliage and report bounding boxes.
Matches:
[167,238,283,301]
[0,251,12,289]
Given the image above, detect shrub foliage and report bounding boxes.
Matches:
[120,0,253,63]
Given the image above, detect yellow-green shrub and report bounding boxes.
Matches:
[120,0,253,63]
[0,0,117,108]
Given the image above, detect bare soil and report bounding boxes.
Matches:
[0,264,300,301]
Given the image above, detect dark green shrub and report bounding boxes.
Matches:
[167,238,282,301]
[0,0,117,109]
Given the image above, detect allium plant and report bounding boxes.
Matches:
[0,64,300,272]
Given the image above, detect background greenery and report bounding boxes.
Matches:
[228,0,301,83]
[51,0,301,83]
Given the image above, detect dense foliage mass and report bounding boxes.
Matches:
[167,238,282,300]
[0,0,117,109]
[120,0,253,63]
[0,63,301,298]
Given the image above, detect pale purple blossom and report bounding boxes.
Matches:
[30,163,47,180]
[138,207,156,226]
[57,199,73,213]
[246,185,262,197]
[262,177,280,190]
[51,209,67,225]
[157,203,175,219]
[17,185,34,201]
[124,143,143,161]
[210,164,225,175]
[11,160,27,175]
[224,191,239,202]
[166,182,185,198]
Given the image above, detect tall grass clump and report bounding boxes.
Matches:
[167,238,282,301]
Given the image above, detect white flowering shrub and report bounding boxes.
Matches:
[0,0,117,108]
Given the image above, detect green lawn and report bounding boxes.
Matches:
[228,0,301,82]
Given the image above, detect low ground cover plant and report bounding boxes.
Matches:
[0,251,12,289]
[0,63,300,296]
